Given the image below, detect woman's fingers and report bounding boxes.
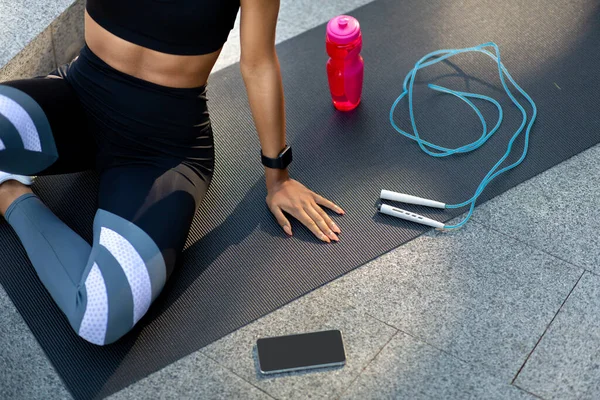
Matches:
[292,208,331,243]
[304,204,339,241]
[313,192,345,215]
[311,201,341,234]
[270,205,293,236]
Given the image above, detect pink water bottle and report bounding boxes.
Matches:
[326,15,364,111]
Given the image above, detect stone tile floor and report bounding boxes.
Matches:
[1,0,599,399]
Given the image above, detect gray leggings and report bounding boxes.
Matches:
[1,46,214,345]
[6,199,168,345]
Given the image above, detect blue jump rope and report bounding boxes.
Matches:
[378,42,538,229]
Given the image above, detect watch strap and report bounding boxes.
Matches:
[261,145,293,169]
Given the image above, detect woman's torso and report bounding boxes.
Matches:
[84,0,240,89]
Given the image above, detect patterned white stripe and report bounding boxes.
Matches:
[0,138,5,151]
[0,94,42,151]
[99,227,152,324]
[79,264,108,345]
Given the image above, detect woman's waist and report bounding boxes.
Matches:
[84,10,218,89]
[64,45,212,133]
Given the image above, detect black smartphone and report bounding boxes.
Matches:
[256,329,346,374]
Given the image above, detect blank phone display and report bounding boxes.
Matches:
[257,330,346,373]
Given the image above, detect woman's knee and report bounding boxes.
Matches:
[74,209,168,346]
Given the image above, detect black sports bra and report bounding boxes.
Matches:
[86,0,241,55]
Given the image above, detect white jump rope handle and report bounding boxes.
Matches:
[377,203,445,229]
[380,190,446,209]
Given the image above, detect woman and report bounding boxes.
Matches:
[0,0,344,346]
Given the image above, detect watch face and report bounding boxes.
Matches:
[281,146,292,165]
[279,145,291,156]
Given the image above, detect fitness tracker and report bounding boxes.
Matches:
[261,145,293,169]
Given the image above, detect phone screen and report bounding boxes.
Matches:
[256,329,346,374]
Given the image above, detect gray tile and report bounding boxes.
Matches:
[201,292,397,400]
[278,0,374,32]
[276,0,375,43]
[0,27,56,82]
[0,0,75,68]
[109,351,272,400]
[316,222,583,381]
[472,144,600,272]
[342,332,535,400]
[0,285,71,400]
[212,0,375,73]
[51,0,85,66]
[515,272,600,400]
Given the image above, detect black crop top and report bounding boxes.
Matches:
[86,0,241,55]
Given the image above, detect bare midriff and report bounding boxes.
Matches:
[84,10,222,89]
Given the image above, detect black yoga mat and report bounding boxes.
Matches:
[2,0,599,398]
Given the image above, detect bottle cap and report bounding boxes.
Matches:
[326,15,361,45]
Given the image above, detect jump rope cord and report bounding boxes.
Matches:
[389,42,537,229]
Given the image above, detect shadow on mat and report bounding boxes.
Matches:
[1,2,599,398]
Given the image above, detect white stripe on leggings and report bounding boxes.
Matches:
[0,94,42,152]
[99,227,152,325]
[0,137,5,151]
[79,263,108,345]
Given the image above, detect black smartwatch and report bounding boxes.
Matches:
[261,145,293,169]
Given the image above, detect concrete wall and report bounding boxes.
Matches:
[0,0,84,81]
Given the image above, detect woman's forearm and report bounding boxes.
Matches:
[241,56,290,187]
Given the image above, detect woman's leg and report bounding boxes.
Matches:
[3,161,211,345]
[1,66,102,304]
[0,67,98,176]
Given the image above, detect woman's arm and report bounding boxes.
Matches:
[239,0,344,243]
[239,0,286,183]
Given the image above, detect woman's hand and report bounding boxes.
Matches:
[266,176,345,243]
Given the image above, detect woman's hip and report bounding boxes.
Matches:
[65,44,212,140]
[60,44,216,180]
